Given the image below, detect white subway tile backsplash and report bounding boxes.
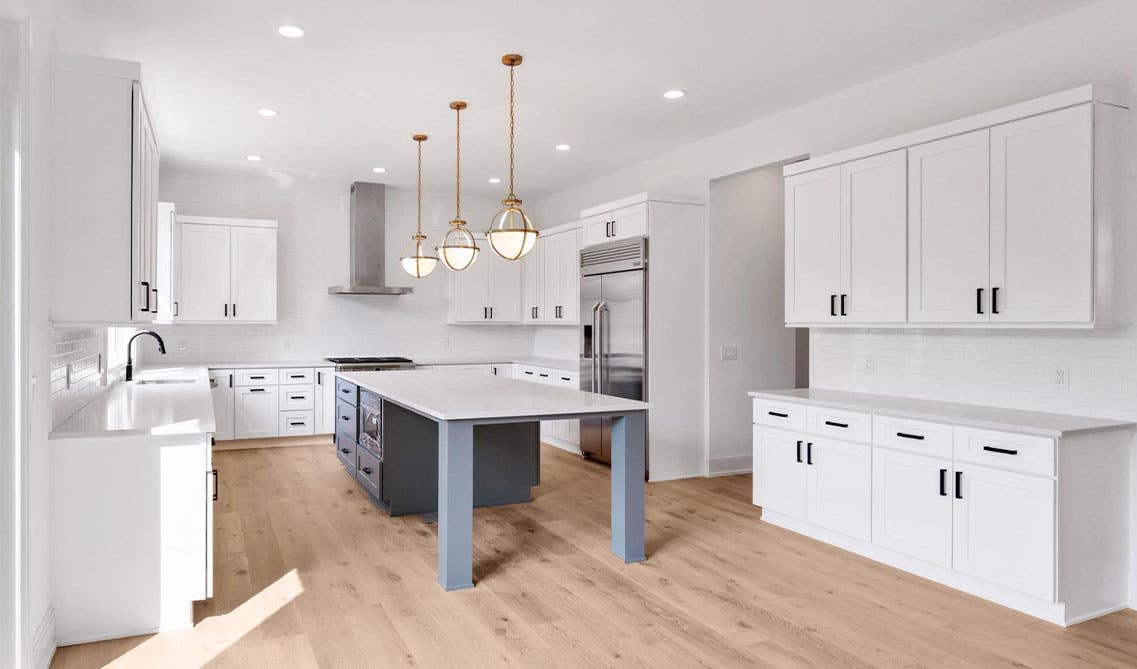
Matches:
[49,327,104,428]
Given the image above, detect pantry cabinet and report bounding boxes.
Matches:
[175,217,278,323]
[784,86,1125,328]
[52,54,161,324]
[447,235,522,323]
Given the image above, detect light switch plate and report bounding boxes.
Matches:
[1053,365,1069,388]
[719,345,738,361]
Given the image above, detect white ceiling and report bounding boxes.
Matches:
[54,0,1094,197]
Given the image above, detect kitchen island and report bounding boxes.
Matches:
[336,369,650,591]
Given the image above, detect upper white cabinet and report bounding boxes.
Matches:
[520,228,581,324]
[52,54,161,324]
[581,203,648,247]
[447,235,522,323]
[785,85,1126,328]
[174,217,278,323]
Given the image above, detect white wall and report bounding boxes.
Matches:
[530,0,1137,605]
[706,164,798,475]
[146,163,533,364]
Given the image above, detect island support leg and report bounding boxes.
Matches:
[437,419,475,590]
[610,411,646,563]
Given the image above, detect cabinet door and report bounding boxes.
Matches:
[872,448,951,567]
[908,129,990,323]
[580,214,610,248]
[753,426,807,520]
[131,83,160,323]
[314,367,337,434]
[609,203,648,242]
[178,223,231,322]
[990,104,1093,323]
[805,437,871,541]
[488,252,522,322]
[209,369,235,441]
[235,386,279,439]
[785,166,841,323]
[841,150,907,323]
[230,226,277,322]
[546,230,581,323]
[450,248,491,322]
[522,238,544,322]
[952,463,1055,600]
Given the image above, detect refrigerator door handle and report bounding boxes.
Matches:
[590,301,603,393]
[596,301,609,395]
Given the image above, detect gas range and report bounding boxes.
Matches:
[325,356,416,372]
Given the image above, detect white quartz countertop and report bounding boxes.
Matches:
[205,360,332,369]
[337,369,646,421]
[418,356,578,371]
[50,366,217,439]
[749,388,1133,438]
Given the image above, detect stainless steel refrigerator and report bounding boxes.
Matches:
[579,236,647,469]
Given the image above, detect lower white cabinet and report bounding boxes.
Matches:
[208,369,235,441]
[805,437,871,541]
[951,462,1055,600]
[513,364,580,449]
[234,386,279,439]
[279,410,315,437]
[872,448,952,567]
[314,367,336,434]
[752,426,806,520]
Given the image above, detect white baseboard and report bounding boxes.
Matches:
[709,454,751,477]
[540,437,580,455]
[31,606,54,669]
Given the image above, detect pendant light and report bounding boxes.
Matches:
[400,134,439,278]
[437,101,479,271]
[487,54,539,260]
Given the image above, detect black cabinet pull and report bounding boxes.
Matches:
[249,375,265,380]
[140,281,150,312]
[341,415,350,421]
[317,372,322,385]
[524,371,534,375]
[976,288,984,315]
[806,442,813,465]
[340,447,350,454]
[768,411,788,418]
[954,471,963,499]
[229,373,233,388]
[489,307,493,319]
[212,469,219,501]
[232,303,238,318]
[840,294,847,316]
[290,395,304,400]
[341,387,350,394]
[896,432,925,441]
[249,388,265,393]
[289,421,305,427]
[830,294,836,316]
[796,440,803,463]
[152,287,158,312]
[173,301,179,317]
[361,467,373,475]
[224,303,228,317]
[939,469,948,496]
[289,374,304,379]
[992,286,999,314]
[824,420,848,428]
[560,376,570,382]
[982,445,1019,456]
[539,373,549,378]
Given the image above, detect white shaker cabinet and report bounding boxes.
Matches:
[314,367,337,435]
[872,448,952,568]
[542,229,581,323]
[209,369,235,441]
[784,166,842,323]
[840,150,907,323]
[581,203,648,247]
[234,386,279,439]
[447,235,521,323]
[752,426,806,520]
[175,217,278,323]
[521,238,544,322]
[805,437,871,542]
[989,104,1093,324]
[52,54,161,324]
[907,129,991,324]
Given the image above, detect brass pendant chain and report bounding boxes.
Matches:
[455,104,461,220]
[508,63,516,199]
[416,138,423,237]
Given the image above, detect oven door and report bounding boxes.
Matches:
[358,390,383,460]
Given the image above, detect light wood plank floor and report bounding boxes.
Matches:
[53,443,1137,668]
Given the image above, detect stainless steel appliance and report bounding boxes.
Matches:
[325,356,416,372]
[327,182,413,295]
[579,237,647,466]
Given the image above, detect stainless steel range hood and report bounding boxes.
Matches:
[328,181,413,295]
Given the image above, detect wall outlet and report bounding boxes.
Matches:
[863,357,875,375]
[1053,365,1070,388]
[719,345,738,361]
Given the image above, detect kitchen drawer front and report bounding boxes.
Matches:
[356,446,383,498]
[279,410,315,436]
[515,365,540,382]
[335,378,358,406]
[279,385,315,410]
[753,398,807,430]
[335,398,357,442]
[532,367,555,384]
[334,435,356,473]
[553,370,579,388]
[805,406,871,443]
[873,415,954,459]
[235,368,279,386]
[953,427,1055,476]
[280,368,315,385]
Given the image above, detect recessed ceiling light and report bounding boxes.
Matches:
[246,155,263,162]
[554,144,571,151]
[663,89,686,99]
[277,25,304,38]
[257,108,278,117]
[371,167,386,174]
[488,177,501,184]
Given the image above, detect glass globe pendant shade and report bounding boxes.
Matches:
[487,197,539,260]
[438,220,479,271]
[400,233,438,278]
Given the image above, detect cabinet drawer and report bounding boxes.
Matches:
[334,435,356,473]
[873,415,953,459]
[280,368,314,385]
[753,398,807,430]
[279,410,314,436]
[806,406,871,443]
[953,427,1055,476]
[553,371,579,388]
[335,398,357,442]
[356,446,383,498]
[279,385,314,410]
[516,365,540,382]
[335,378,358,406]
[235,368,279,386]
